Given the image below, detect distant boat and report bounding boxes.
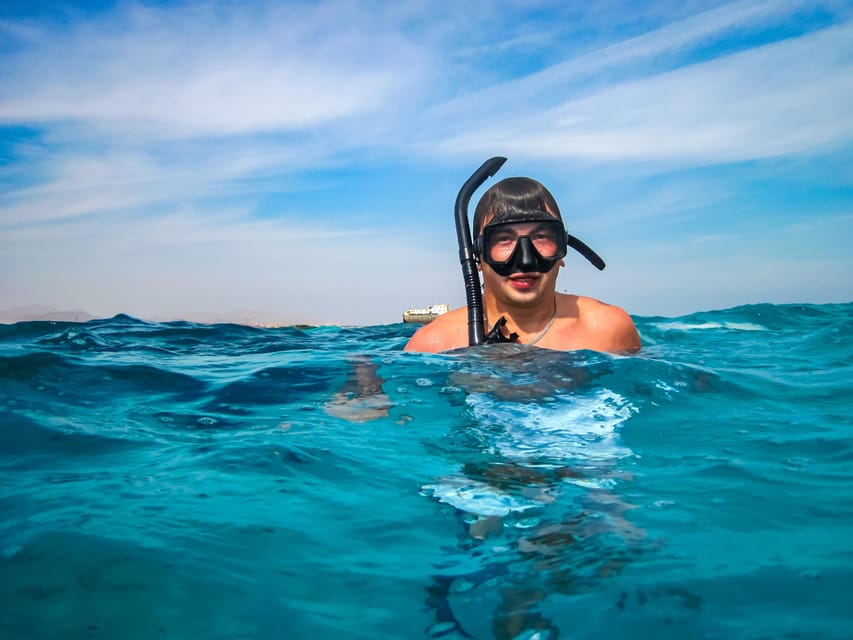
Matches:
[403,303,450,324]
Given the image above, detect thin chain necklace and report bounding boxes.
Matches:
[526,300,558,345]
[485,297,558,346]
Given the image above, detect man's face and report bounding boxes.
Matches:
[479,220,563,307]
[479,219,566,275]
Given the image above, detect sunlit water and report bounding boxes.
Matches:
[1,303,851,639]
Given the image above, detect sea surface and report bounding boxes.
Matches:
[1,303,851,640]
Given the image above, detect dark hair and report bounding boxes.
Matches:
[472,177,563,238]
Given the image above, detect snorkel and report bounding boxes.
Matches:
[455,156,506,346]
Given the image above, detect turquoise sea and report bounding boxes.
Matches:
[1,303,851,639]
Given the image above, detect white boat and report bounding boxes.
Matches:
[402,303,450,324]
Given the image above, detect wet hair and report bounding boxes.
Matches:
[472,177,563,238]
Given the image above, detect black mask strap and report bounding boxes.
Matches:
[567,234,606,271]
[485,316,519,344]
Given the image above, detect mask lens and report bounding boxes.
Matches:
[484,221,564,263]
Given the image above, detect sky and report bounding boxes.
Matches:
[1,0,851,326]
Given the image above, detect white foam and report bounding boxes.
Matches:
[422,389,636,517]
[421,477,543,517]
[466,389,635,462]
[654,321,767,332]
[723,322,768,331]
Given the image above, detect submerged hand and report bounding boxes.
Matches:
[324,358,390,422]
[324,391,391,423]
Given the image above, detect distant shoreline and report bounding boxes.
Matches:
[0,305,326,328]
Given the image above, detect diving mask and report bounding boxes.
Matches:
[476,211,606,276]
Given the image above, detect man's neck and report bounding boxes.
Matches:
[483,292,558,340]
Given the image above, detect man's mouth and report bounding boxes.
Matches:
[508,274,539,289]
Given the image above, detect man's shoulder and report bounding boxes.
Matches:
[572,295,641,352]
[403,306,468,353]
[575,295,630,321]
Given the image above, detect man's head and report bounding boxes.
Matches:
[473,177,567,277]
[473,177,606,276]
[473,177,562,238]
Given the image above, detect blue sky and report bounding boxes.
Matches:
[1,0,851,325]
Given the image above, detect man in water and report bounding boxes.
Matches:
[405,176,640,354]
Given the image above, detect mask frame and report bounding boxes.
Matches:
[475,211,606,274]
[477,218,567,276]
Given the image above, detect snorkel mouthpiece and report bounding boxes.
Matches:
[486,316,519,343]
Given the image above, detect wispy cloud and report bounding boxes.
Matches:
[0,1,437,231]
[423,14,853,165]
[0,140,338,226]
[0,2,427,137]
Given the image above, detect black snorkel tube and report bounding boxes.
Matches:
[455,156,507,346]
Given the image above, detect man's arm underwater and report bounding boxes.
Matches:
[323,357,391,423]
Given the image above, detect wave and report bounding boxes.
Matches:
[652,320,768,332]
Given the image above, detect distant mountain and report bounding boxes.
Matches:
[0,305,98,323]
[151,310,322,328]
[0,305,320,327]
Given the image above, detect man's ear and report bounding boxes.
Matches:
[559,259,566,267]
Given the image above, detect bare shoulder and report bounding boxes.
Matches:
[404,306,468,353]
[575,295,642,353]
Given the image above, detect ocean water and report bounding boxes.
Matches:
[1,303,851,640]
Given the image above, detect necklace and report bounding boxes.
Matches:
[526,303,558,345]
[485,297,558,346]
